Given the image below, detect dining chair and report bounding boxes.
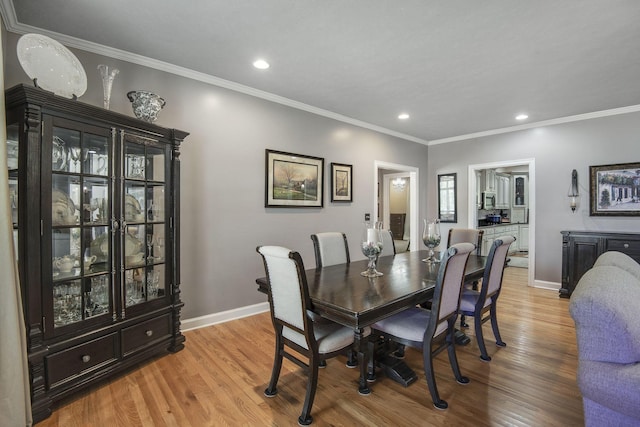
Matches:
[448,228,484,328]
[379,229,396,257]
[257,245,367,426]
[369,242,475,410]
[310,232,350,268]
[310,231,358,367]
[458,235,515,361]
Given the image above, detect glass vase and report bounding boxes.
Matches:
[97,64,119,110]
[361,221,384,277]
[422,219,441,263]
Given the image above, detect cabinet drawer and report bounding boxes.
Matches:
[606,239,640,257]
[46,333,118,388]
[122,314,172,356]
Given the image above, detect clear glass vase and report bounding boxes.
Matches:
[97,64,119,110]
[422,219,441,263]
[361,221,384,277]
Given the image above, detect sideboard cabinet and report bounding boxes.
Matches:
[560,230,640,298]
[5,84,188,422]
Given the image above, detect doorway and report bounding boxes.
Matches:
[468,158,535,287]
[374,161,419,252]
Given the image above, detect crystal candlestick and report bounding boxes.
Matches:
[97,64,119,109]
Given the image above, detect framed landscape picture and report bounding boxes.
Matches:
[589,162,640,216]
[331,162,352,202]
[265,149,324,208]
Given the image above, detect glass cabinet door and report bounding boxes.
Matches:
[122,134,169,311]
[6,122,19,257]
[48,120,114,334]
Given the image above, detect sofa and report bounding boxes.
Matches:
[569,251,640,427]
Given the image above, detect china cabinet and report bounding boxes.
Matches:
[5,84,188,422]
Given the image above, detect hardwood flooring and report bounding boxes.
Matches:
[37,267,584,426]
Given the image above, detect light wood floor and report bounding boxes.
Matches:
[37,267,584,426]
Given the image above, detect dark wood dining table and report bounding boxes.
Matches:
[255,250,487,395]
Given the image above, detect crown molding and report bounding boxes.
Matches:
[427,104,640,146]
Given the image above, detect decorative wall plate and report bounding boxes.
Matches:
[17,33,87,99]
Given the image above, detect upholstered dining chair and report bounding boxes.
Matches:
[369,242,475,410]
[458,235,515,361]
[310,231,350,268]
[448,228,484,328]
[310,231,358,367]
[379,229,396,258]
[257,245,366,426]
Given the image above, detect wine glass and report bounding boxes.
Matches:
[146,233,154,261]
[422,219,441,263]
[156,237,165,261]
[360,221,384,277]
[69,147,81,172]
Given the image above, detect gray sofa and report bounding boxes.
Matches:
[569,251,640,426]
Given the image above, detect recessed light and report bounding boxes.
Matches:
[398,113,410,120]
[253,59,270,70]
[515,114,529,121]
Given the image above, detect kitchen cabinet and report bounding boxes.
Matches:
[513,174,528,207]
[480,224,518,256]
[495,174,510,209]
[481,169,496,192]
[518,225,529,251]
[5,84,188,422]
[560,230,640,297]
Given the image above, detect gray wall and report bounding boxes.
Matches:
[2,31,430,319]
[428,112,640,283]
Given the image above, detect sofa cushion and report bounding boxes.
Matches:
[593,251,640,280]
[569,266,640,364]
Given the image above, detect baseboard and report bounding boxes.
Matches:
[181,302,270,331]
[533,279,560,291]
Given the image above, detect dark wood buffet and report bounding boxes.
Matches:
[560,230,640,297]
[6,84,188,422]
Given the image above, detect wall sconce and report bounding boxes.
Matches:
[568,169,579,212]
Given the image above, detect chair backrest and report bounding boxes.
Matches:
[447,228,484,256]
[310,232,350,267]
[481,235,516,298]
[428,242,475,337]
[379,229,396,257]
[256,245,315,351]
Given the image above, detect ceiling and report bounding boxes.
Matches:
[3,1,640,144]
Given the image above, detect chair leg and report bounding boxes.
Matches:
[460,314,468,328]
[299,355,319,426]
[423,341,447,410]
[346,350,357,368]
[490,304,506,347]
[265,336,284,397]
[446,330,470,385]
[474,313,491,362]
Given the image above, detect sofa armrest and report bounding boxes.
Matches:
[578,359,640,420]
[569,266,640,364]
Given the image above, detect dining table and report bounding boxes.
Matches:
[255,249,487,395]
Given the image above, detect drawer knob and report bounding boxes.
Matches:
[145,330,153,337]
[624,243,630,248]
[82,355,91,363]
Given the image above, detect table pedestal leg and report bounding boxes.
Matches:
[355,328,371,395]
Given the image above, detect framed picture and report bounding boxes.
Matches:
[590,162,640,216]
[438,173,457,223]
[265,149,324,208]
[331,162,352,202]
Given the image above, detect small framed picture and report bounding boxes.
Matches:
[265,149,324,208]
[331,163,352,202]
[590,162,640,216]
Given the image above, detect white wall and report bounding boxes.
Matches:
[428,113,640,283]
[2,31,430,320]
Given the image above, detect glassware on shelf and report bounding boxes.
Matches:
[422,219,441,263]
[360,221,384,277]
